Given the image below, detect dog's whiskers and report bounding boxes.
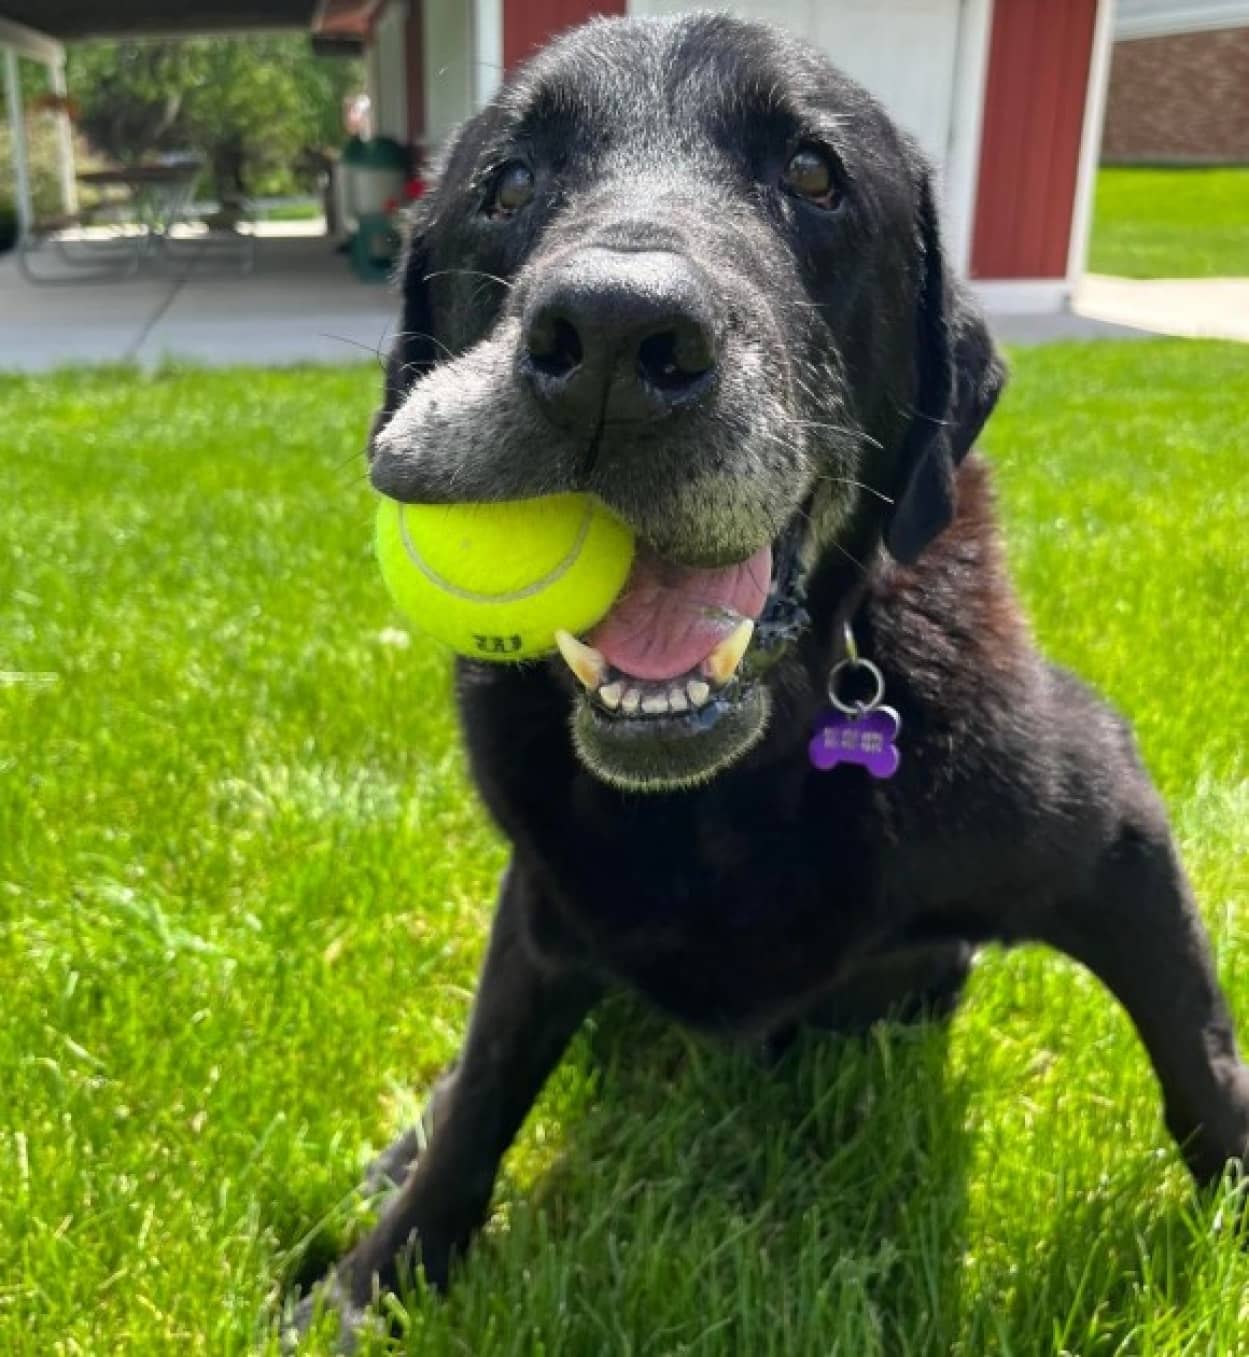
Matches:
[887,394,952,428]
[390,328,458,362]
[422,268,514,290]
[811,473,894,505]
[746,420,885,489]
[320,332,389,371]
[829,537,869,575]
[790,420,884,452]
[334,447,365,474]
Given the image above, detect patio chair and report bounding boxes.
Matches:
[16,210,150,285]
[160,209,257,276]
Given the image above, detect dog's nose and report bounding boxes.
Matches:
[521,249,718,425]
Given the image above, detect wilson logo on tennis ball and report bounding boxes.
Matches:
[375,495,635,662]
[472,634,524,655]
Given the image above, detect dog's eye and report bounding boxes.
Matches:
[491,161,535,215]
[782,146,842,209]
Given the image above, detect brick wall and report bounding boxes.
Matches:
[1102,26,1249,163]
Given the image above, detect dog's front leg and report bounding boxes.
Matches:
[1038,802,1249,1185]
[332,861,600,1309]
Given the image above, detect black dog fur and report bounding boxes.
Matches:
[295,12,1249,1336]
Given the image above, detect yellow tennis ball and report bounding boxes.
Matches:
[375,494,635,661]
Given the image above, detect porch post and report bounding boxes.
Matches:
[3,46,33,235]
[50,55,78,216]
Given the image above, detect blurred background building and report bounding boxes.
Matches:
[2,0,1117,313]
[1103,0,1249,163]
[2,0,1243,366]
[318,0,1120,317]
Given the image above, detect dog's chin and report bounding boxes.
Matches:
[572,680,773,792]
[558,517,808,794]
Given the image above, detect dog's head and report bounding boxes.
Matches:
[371,13,1004,792]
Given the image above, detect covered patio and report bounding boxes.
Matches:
[1,2,362,236]
[0,1,404,367]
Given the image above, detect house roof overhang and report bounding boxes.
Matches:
[0,2,319,42]
[0,0,391,44]
[1116,0,1249,40]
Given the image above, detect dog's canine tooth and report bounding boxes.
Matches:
[703,619,755,686]
[686,679,711,707]
[554,629,607,690]
[620,687,641,715]
[641,693,669,715]
[598,681,623,710]
[668,686,689,713]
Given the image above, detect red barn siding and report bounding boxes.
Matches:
[971,0,1098,279]
[503,0,626,70]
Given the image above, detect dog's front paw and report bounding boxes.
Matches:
[1172,1063,1249,1187]
[280,1275,385,1355]
[362,1126,423,1196]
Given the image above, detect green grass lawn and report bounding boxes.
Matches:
[2,343,1248,1355]
[255,202,324,223]
[1089,167,1249,278]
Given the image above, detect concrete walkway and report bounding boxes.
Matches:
[988,308,1155,345]
[1076,274,1249,343]
[0,233,397,371]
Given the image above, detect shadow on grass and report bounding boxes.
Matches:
[280,994,979,1355]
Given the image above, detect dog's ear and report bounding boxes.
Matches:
[884,174,1006,564]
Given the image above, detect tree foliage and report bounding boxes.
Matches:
[65,35,361,197]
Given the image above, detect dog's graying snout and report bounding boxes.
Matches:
[520,247,719,426]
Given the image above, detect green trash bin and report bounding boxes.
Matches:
[341,136,408,281]
[351,210,401,283]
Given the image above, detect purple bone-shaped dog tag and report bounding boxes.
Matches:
[808,705,901,779]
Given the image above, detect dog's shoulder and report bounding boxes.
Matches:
[870,451,1035,714]
[864,453,1154,872]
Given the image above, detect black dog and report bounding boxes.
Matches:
[300,11,1249,1334]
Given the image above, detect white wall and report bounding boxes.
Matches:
[627,0,992,273]
[423,0,477,150]
[474,0,504,108]
[629,0,962,166]
[369,0,412,142]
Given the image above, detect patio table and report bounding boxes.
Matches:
[77,161,203,240]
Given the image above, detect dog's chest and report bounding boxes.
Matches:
[542,769,890,1031]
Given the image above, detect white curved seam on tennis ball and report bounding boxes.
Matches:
[396,500,597,604]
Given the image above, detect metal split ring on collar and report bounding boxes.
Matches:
[827,621,885,715]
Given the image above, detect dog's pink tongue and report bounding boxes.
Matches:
[589,544,771,682]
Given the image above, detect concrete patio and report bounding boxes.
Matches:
[0,231,398,370]
[1077,274,1249,343]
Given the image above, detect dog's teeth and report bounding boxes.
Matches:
[554,629,606,690]
[686,679,711,707]
[668,686,689,712]
[641,693,669,715]
[620,687,641,715]
[703,619,755,686]
[598,681,622,710]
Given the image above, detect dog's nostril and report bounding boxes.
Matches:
[526,313,583,377]
[637,326,715,392]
